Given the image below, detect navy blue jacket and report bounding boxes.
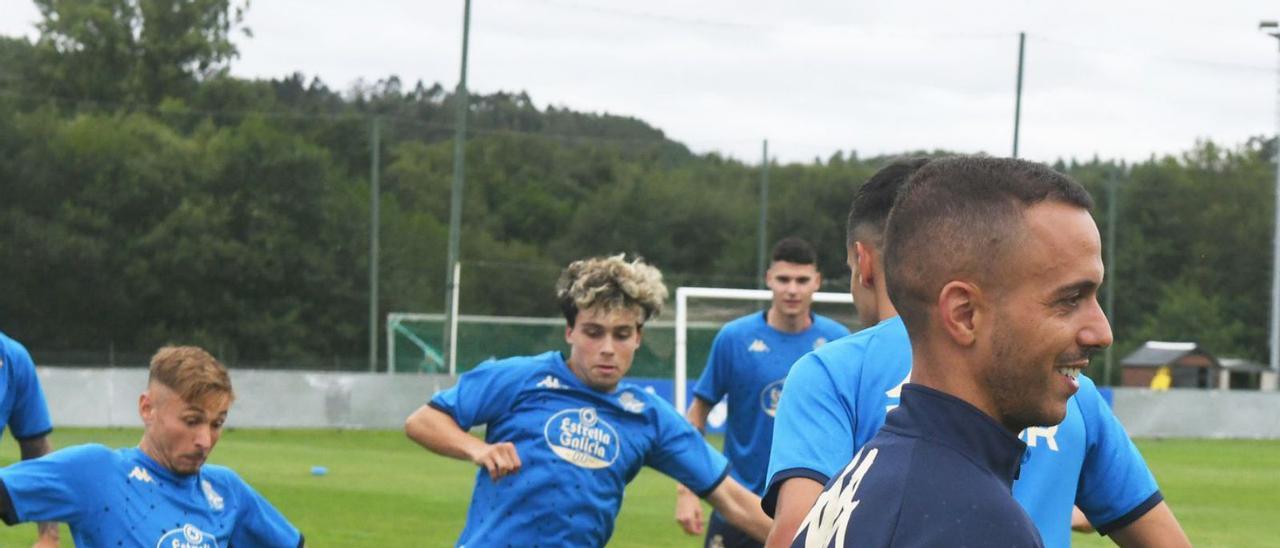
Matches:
[792,383,1044,547]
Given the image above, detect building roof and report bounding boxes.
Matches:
[1120,341,1219,369]
[1218,358,1270,374]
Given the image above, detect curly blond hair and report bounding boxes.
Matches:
[556,254,668,326]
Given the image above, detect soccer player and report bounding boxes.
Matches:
[0,331,58,547]
[0,346,304,547]
[675,237,849,547]
[404,254,772,547]
[777,157,1190,547]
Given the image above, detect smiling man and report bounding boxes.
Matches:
[0,346,303,547]
[675,237,848,548]
[791,157,1188,547]
[405,254,772,547]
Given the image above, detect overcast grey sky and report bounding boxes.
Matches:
[3,0,1277,164]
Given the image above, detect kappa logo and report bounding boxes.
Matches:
[760,379,784,417]
[813,337,828,350]
[617,391,645,413]
[797,448,879,547]
[536,375,565,390]
[201,480,224,512]
[156,523,219,548]
[748,339,770,353]
[544,407,621,469]
[128,466,153,484]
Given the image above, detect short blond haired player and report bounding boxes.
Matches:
[0,346,304,547]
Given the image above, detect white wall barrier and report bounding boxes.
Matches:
[1110,388,1280,439]
[35,369,1280,437]
[37,368,458,429]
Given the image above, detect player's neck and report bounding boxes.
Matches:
[767,307,812,333]
[909,349,1015,434]
[876,280,899,322]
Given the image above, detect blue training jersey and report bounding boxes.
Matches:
[0,331,53,443]
[0,445,302,547]
[792,384,1043,548]
[693,311,848,495]
[765,316,1161,547]
[431,351,730,547]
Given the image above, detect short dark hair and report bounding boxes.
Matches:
[846,157,932,249]
[884,156,1094,339]
[771,237,817,266]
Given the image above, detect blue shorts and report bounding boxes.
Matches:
[705,511,763,548]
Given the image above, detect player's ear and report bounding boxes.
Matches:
[564,325,573,344]
[855,242,875,288]
[938,280,979,346]
[138,391,154,424]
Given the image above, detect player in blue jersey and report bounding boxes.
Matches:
[770,158,1191,547]
[0,346,304,547]
[405,254,772,547]
[0,331,58,546]
[675,237,849,548]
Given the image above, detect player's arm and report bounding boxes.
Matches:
[705,475,772,543]
[673,397,714,535]
[1072,505,1094,533]
[764,476,825,547]
[404,404,521,481]
[16,436,58,547]
[1105,501,1189,548]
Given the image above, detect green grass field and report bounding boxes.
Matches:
[0,429,1274,546]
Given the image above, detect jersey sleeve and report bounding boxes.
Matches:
[761,352,854,515]
[226,471,304,548]
[0,444,112,524]
[1073,375,1162,534]
[4,339,52,440]
[429,359,526,430]
[644,397,729,497]
[691,329,733,405]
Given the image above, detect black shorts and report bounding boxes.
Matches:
[704,511,764,548]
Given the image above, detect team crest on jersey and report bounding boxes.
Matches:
[536,375,565,390]
[617,391,645,413]
[201,480,224,511]
[128,466,153,484]
[748,339,770,353]
[544,407,621,469]
[813,337,828,350]
[156,523,219,548]
[760,379,784,417]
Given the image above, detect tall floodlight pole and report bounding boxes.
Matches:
[369,116,382,372]
[444,0,472,373]
[1262,21,1280,373]
[756,139,770,289]
[1012,32,1026,158]
[1104,167,1118,384]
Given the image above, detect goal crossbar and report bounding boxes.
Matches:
[674,287,853,414]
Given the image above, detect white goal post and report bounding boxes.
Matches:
[674,286,854,414]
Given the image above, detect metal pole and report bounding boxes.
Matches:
[756,139,769,289]
[444,0,471,372]
[1013,32,1025,158]
[369,116,382,372]
[1269,30,1280,373]
[1104,167,1118,385]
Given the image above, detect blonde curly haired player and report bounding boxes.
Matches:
[406,254,772,546]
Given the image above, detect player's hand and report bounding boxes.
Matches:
[470,442,522,481]
[32,536,59,548]
[674,486,704,535]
